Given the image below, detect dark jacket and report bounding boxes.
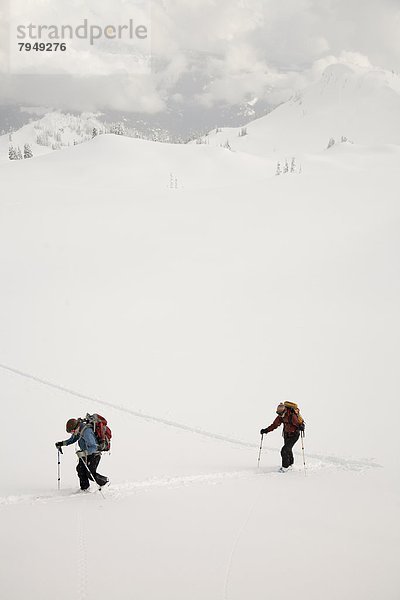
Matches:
[265,410,301,436]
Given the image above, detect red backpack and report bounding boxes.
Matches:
[84,413,112,452]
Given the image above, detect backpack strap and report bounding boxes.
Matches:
[77,421,101,451]
[77,421,88,439]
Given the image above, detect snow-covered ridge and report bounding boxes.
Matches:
[0,110,174,163]
[200,64,400,155]
[1,132,275,190]
[0,110,104,162]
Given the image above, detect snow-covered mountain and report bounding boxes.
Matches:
[0,83,399,599]
[0,111,105,161]
[201,64,400,155]
[4,63,400,166]
[0,94,273,158]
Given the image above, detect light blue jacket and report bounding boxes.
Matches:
[65,423,98,455]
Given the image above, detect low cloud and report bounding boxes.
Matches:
[0,0,399,113]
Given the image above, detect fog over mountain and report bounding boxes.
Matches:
[1,0,400,136]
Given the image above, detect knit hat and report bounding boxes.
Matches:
[66,418,79,433]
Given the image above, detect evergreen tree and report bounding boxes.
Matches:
[92,128,98,138]
[290,157,296,173]
[276,161,282,176]
[36,132,50,146]
[16,147,23,160]
[8,146,17,160]
[283,160,289,174]
[111,122,125,136]
[24,143,33,159]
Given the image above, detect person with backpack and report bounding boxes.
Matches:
[260,402,305,472]
[55,417,109,491]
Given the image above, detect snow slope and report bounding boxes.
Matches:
[203,64,400,156]
[1,133,273,190]
[0,132,399,599]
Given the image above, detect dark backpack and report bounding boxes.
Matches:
[84,413,112,451]
[283,401,305,432]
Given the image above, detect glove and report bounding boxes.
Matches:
[260,428,268,435]
[76,450,88,459]
[55,441,64,449]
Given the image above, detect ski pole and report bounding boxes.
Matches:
[257,434,263,468]
[57,448,62,490]
[300,431,306,476]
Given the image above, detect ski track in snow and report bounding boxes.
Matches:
[0,362,382,475]
[223,490,262,600]
[77,510,88,600]
[0,471,255,507]
[0,362,255,448]
[0,457,378,508]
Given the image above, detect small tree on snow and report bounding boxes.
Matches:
[327,137,335,149]
[222,139,232,151]
[168,173,179,189]
[283,160,289,174]
[92,128,98,138]
[290,157,296,173]
[276,162,282,176]
[16,147,23,160]
[24,143,33,159]
[238,127,247,137]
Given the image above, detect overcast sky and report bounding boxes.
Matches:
[0,0,399,113]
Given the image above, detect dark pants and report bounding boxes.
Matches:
[281,433,300,468]
[76,454,108,490]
